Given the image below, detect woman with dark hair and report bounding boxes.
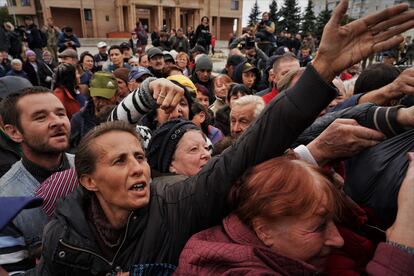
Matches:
[77,51,94,85]
[53,63,86,119]
[191,102,223,145]
[193,16,212,53]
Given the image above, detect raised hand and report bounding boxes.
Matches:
[313,0,414,82]
[149,78,185,114]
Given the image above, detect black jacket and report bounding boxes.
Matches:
[23,61,49,87]
[36,65,336,275]
[190,74,214,104]
[0,130,20,177]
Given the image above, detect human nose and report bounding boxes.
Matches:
[324,221,344,249]
[129,155,144,176]
[49,113,67,128]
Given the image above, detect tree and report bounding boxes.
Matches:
[315,8,332,40]
[278,0,301,34]
[301,0,316,35]
[268,0,278,33]
[248,0,261,26]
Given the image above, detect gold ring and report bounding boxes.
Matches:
[159,94,166,99]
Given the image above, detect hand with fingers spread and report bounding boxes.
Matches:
[149,78,185,114]
[386,153,414,248]
[307,118,385,166]
[312,0,414,82]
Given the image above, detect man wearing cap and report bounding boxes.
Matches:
[128,66,153,91]
[94,41,108,71]
[147,47,165,78]
[70,71,118,149]
[191,54,214,103]
[103,45,131,73]
[57,26,80,53]
[120,41,133,63]
[58,48,78,65]
[232,61,261,92]
[223,54,246,79]
[0,86,74,272]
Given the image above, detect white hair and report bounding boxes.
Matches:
[11,59,22,66]
[231,95,265,119]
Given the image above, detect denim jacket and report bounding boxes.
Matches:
[0,153,74,247]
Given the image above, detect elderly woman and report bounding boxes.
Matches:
[176,155,414,274]
[36,2,414,274]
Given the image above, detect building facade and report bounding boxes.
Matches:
[7,0,243,40]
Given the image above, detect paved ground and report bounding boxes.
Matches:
[78,41,229,73]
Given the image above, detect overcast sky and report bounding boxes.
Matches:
[242,0,308,26]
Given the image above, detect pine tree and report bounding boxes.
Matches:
[248,0,261,26]
[315,8,332,40]
[268,0,278,33]
[301,0,316,35]
[278,0,301,34]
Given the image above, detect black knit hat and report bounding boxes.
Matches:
[146,119,199,173]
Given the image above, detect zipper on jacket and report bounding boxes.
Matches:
[58,212,134,268]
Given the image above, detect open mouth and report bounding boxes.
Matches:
[50,131,67,138]
[129,182,146,191]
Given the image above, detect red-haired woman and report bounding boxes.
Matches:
[176,156,414,274]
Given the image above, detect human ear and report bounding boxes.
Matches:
[252,218,275,247]
[169,162,177,174]
[3,124,24,143]
[199,112,206,124]
[79,175,99,192]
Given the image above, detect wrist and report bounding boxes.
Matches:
[311,57,336,83]
[397,108,412,126]
[306,140,329,167]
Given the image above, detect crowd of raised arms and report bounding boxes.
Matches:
[1,0,414,275]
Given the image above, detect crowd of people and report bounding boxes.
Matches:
[1,0,414,275]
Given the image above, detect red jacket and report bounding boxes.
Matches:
[53,87,80,119]
[176,214,414,275]
[262,87,279,104]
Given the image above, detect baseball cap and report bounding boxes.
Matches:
[147,47,164,59]
[0,76,32,99]
[58,48,78,59]
[0,197,43,231]
[90,71,118,99]
[97,41,107,48]
[128,66,153,81]
[163,51,175,63]
[242,63,260,75]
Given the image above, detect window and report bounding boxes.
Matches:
[21,0,30,6]
[8,0,17,6]
[105,15,110,21]
[84,9,92,21]
[231,0,239,10]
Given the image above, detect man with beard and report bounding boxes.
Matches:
[0,86,73,273]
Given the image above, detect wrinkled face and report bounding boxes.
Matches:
[274,60,300,84]
[82,55,94,71]
[230,103,256,138]
[110,49,123,66]
[150,55,165,71]
[196,94,210,109]
[242,71,256,88]
[176,56,188,69]
[156,95,190,125]
[115,78,130,102]
[255,197,344,272]
[86,131,151,212]
[139,55,149,68]
[196,69,211,83]
[12,62,22,71]
[169,130,211,176]
[17,93,70,154]
[214,78,229,99]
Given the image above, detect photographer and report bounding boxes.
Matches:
[57,26,81,53]
[255,12,276,56]
[229,30,268,70]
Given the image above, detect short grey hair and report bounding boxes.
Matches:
[11,59,22,66]
[231,95,265,119]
